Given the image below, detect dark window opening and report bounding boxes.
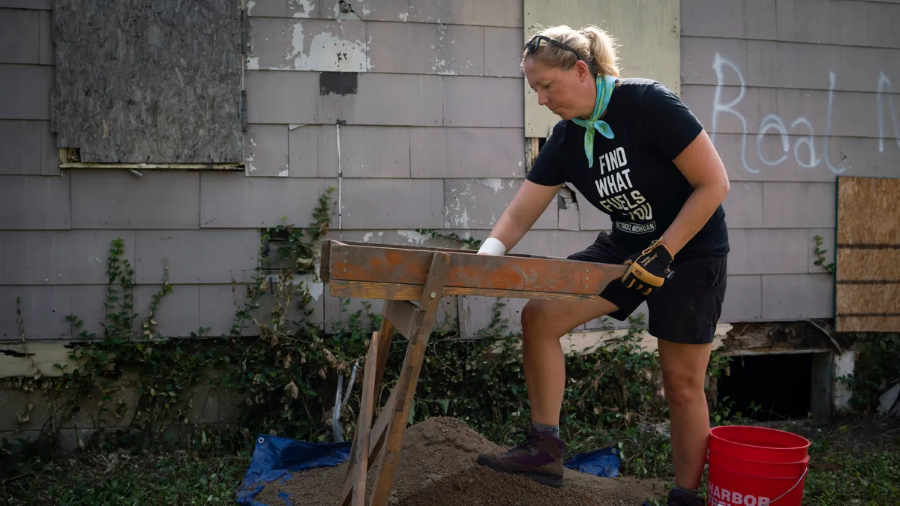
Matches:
[716,353,813,422]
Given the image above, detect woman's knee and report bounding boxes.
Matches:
[521,300,546,335]
[521,300,566,341]
[663,371,706,409]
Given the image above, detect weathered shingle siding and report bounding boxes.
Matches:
[2,1,899,341]
[682,0,900,322]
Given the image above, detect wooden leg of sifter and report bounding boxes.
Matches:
[367,252,451,506]
[338,329,381,506]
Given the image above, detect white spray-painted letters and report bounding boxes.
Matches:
[710,52,900,176]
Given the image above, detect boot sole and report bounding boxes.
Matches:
[475,454,564,488]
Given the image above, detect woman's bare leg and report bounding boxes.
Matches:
[477,296,619,486]
[658,340,713,491]
[520,297,619,425]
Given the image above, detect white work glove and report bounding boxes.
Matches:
[477,237,506,256]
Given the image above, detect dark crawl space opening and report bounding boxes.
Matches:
[716,353,813,422]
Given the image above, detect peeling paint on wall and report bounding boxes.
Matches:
[482,179,504,194]
[247,18,368,72]
[293,0,316,18]
[397,230,432,245]
[289,22,367,72]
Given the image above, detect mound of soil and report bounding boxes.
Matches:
[255,417,667,506]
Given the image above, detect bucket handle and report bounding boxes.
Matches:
[766,466,809,505]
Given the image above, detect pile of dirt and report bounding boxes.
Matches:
[255,417,668,506]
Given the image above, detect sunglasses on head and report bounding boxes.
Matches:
[524,35,582,61]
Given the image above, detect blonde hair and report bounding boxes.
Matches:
[522,25,619,77]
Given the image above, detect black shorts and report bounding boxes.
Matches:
[567,232,728,345]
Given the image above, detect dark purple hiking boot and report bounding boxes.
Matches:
[475,426,565,487]
[665,487,705,506]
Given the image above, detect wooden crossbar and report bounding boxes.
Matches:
[321,240,626,297]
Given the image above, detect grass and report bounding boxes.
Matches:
[2,416,899,505]
[1,450,250,505]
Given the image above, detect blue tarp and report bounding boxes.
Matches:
[236,434,620,505]
[236,434,352,506]
[563,445,621,478]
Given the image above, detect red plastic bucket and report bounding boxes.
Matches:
[706,426,811,506]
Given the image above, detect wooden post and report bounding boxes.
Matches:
[339,330,380,506]
[368,252,450,506]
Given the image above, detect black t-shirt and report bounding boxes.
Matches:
[528,78,729,259]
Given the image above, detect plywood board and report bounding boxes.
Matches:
[51,0,243,163]
[835,176,900,332]
[524,0,680,138]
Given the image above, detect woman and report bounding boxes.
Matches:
[474,25,730,506]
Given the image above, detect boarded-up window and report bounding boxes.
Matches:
[51,0,243,165]
[524,0,681,138]
[835,176,900,332]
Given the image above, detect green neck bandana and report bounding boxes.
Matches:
[570,74,616,168]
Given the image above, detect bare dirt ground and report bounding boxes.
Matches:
[256,416,668,506]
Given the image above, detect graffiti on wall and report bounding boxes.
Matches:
[709,52,898,175]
